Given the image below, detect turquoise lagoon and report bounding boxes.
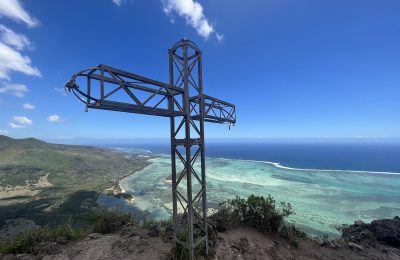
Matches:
[98,153,400,236]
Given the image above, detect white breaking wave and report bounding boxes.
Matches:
[214,157,400,176]
[262,160,400,175]
[112,146,400,176]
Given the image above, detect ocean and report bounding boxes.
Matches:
[97,141,400,237]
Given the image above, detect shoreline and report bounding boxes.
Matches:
[104,155,155,203]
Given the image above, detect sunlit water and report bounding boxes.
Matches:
[98,148,400,237]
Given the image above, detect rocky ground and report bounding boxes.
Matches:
[214,226,400,260]
[0,225,171,260]
[1,217,400,260]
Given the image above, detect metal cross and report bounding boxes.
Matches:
[65,38,236,259]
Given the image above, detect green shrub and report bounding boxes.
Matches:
[0,207,139,255]
[0,222,88,254]
[212,195,306,246]
[278,223,306,247]
[86,207,137,234]
[170,230,207,260]
[142,215,172,229]
[212,195,294,233]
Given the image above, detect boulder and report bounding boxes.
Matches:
[348,242,364,251]
[342,216,400,248]
[370,217,400,247]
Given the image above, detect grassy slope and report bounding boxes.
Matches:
[0,135,149,227]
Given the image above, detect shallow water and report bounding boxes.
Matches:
[98,152,400,236]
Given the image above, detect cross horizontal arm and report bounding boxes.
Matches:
[65,64,184,117]
[64,64,236,125]
[190,95,236,124]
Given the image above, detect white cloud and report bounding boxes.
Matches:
[216,33,224,42]
[9,116,33,128]
[0,82,28,97]
[0,129,9,135]
[9,122,21,128]
[0,3,40,82]
[162,0,221,40]
[0,0,38,28]
[54,87,67,96]
[0,24,32,50]
[112,0,124,6]
[0,42,40,80]
[23,103,34,109]
[47,115,61,122]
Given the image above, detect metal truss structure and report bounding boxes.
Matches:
[65,39,236,259]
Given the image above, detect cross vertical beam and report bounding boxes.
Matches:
[169,39,207,259]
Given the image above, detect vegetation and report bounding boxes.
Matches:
[0,221,89,254]
[0,207,141,254]
[87,207,137,234]
[0,194,310,257]
[170,230,207,260]
[211,194,306,247]
[170,195,306,258]
[278,223,307,247]
[212,195,293,232]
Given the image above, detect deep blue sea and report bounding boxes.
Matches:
[103,141,400,173]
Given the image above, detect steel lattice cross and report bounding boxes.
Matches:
[65,38,236,259]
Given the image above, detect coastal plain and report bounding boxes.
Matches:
[0,136,149,237]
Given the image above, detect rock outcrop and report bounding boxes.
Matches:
[342,216,400,248]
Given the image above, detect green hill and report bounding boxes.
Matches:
[0,135,149,229]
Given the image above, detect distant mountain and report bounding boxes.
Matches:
[0,135,52,151]
[0,136,146,184]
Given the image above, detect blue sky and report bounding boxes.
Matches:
[0,0,399,142]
